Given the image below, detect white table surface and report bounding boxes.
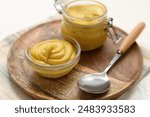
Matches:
[0,0,150,100]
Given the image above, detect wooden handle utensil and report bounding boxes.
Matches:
[118,22,145,53]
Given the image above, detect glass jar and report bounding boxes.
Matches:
[60,0,107,51]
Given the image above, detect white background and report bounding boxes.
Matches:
[0,0,150,50]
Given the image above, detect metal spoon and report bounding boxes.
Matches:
[78,22,145,94]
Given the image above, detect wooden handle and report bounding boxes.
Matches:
[118,22,145,53]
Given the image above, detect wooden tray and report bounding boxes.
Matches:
[7,20,143,100]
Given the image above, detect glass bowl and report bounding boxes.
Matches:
[25,34,81,78]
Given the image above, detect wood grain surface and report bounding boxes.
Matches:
[7,20,143,100]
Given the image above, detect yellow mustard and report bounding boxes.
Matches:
[61,1,107,51]
[66,4,105,25]
[29,39,76,65]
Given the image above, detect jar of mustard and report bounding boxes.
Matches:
[60,0,107,51]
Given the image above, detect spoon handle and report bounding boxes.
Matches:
[118,22,145,54]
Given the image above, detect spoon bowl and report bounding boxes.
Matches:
[79,72,110,94]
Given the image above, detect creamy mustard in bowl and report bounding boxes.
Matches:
[30,39,76,65]
[25,37,80,78]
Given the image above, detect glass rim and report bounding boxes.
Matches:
[62,0,107,21]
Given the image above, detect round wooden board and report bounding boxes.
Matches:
[7,20,143,100]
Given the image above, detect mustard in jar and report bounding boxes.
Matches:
[61,0,107,51]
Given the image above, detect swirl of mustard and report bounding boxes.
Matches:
[65,4,106,25]
[29,39,76,65]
